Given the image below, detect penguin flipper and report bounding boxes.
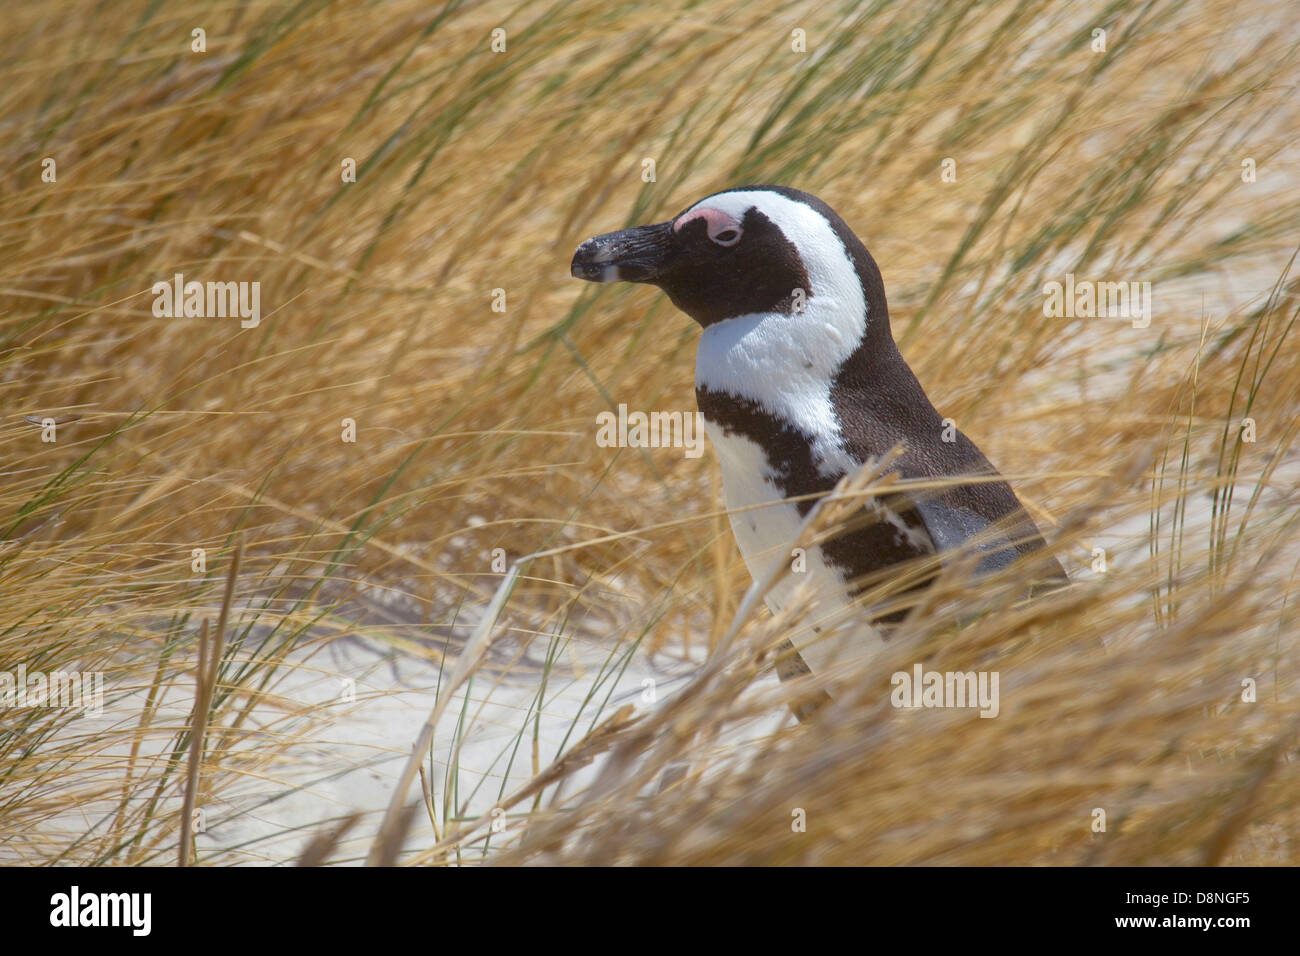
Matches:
[912,496,1022,575]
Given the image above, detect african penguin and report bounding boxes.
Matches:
[571,185,1065,697]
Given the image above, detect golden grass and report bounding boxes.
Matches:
[1,0,1296,864]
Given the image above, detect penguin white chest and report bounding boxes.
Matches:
[707,424,817,591]
[702,419,881,676]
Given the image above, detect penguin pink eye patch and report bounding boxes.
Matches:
[673,206,744,246]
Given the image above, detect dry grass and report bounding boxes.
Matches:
[1,0,1297,865]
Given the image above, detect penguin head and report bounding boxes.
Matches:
[571,186,884,333]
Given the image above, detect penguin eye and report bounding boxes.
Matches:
[674,207,744,247]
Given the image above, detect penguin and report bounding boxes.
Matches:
[571,186,1065,706]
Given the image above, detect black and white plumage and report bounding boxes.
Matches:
[572,185,1064,684]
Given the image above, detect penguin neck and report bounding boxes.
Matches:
[695,289,908,409]
[695,301,941,473]
[695,306,855,432]
[829,309,945,464]
[832,310,921,403]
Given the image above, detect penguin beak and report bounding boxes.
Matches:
[571,222,675,284]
